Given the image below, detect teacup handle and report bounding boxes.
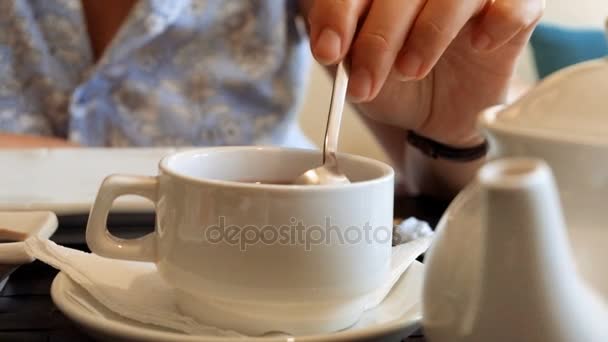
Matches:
[86,175,158,262]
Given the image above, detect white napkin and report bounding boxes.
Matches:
[24,218,433,337]
[394,217,434,244]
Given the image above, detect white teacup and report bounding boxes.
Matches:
[86,147,394,335]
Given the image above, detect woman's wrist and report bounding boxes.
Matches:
[403,142,485,199]
[401,128,487,198]
[413,128,486,148]
[406,129,488,163]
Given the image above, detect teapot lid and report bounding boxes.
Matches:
[481,58,608,146]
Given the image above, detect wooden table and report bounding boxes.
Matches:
[0,195,448,341]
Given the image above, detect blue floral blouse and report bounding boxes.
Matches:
[0,0,313,147]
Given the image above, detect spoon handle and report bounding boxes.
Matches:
[323,60,349,166]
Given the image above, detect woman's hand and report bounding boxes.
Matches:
[0,134,78,148]
[301,0,544,146]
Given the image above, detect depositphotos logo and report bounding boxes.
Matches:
[204,216,398,251]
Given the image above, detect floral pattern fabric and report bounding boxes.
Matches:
[0,0,312,147]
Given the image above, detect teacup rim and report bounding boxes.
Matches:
[158,146,395,191]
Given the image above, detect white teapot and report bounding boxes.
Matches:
[422,56,608,342]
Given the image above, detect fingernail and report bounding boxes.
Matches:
[348,67,372,102]
[473,33,492,51]
[396,53,423,80]
[315,28,341,64]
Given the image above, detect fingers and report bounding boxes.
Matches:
[472,0,545,52]
[308,0,370,65]
[394,0,481,81]
[306,0,544,103]
[348,0,426,101]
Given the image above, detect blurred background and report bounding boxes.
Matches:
[298,0,608,163]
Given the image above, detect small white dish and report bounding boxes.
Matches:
[51,261,424,342]
[0,211,58,290]
[0,148,180,215]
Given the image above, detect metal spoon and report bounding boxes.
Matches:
[295,60,350,185]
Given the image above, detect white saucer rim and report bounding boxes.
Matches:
[51,262,423,342]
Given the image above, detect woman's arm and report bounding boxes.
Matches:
[356,110,485,200]
[358,75,533,199]
[297,0,484,198]
[298,0,542,199]
[0,134,78,148]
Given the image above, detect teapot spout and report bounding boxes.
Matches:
[471,158,608,342]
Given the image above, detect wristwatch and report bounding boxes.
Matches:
[406,130,489,162]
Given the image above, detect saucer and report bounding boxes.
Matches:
[0,211,58,290]
[51,261,424,342]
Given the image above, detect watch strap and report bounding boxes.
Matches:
[407,130,488,162]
